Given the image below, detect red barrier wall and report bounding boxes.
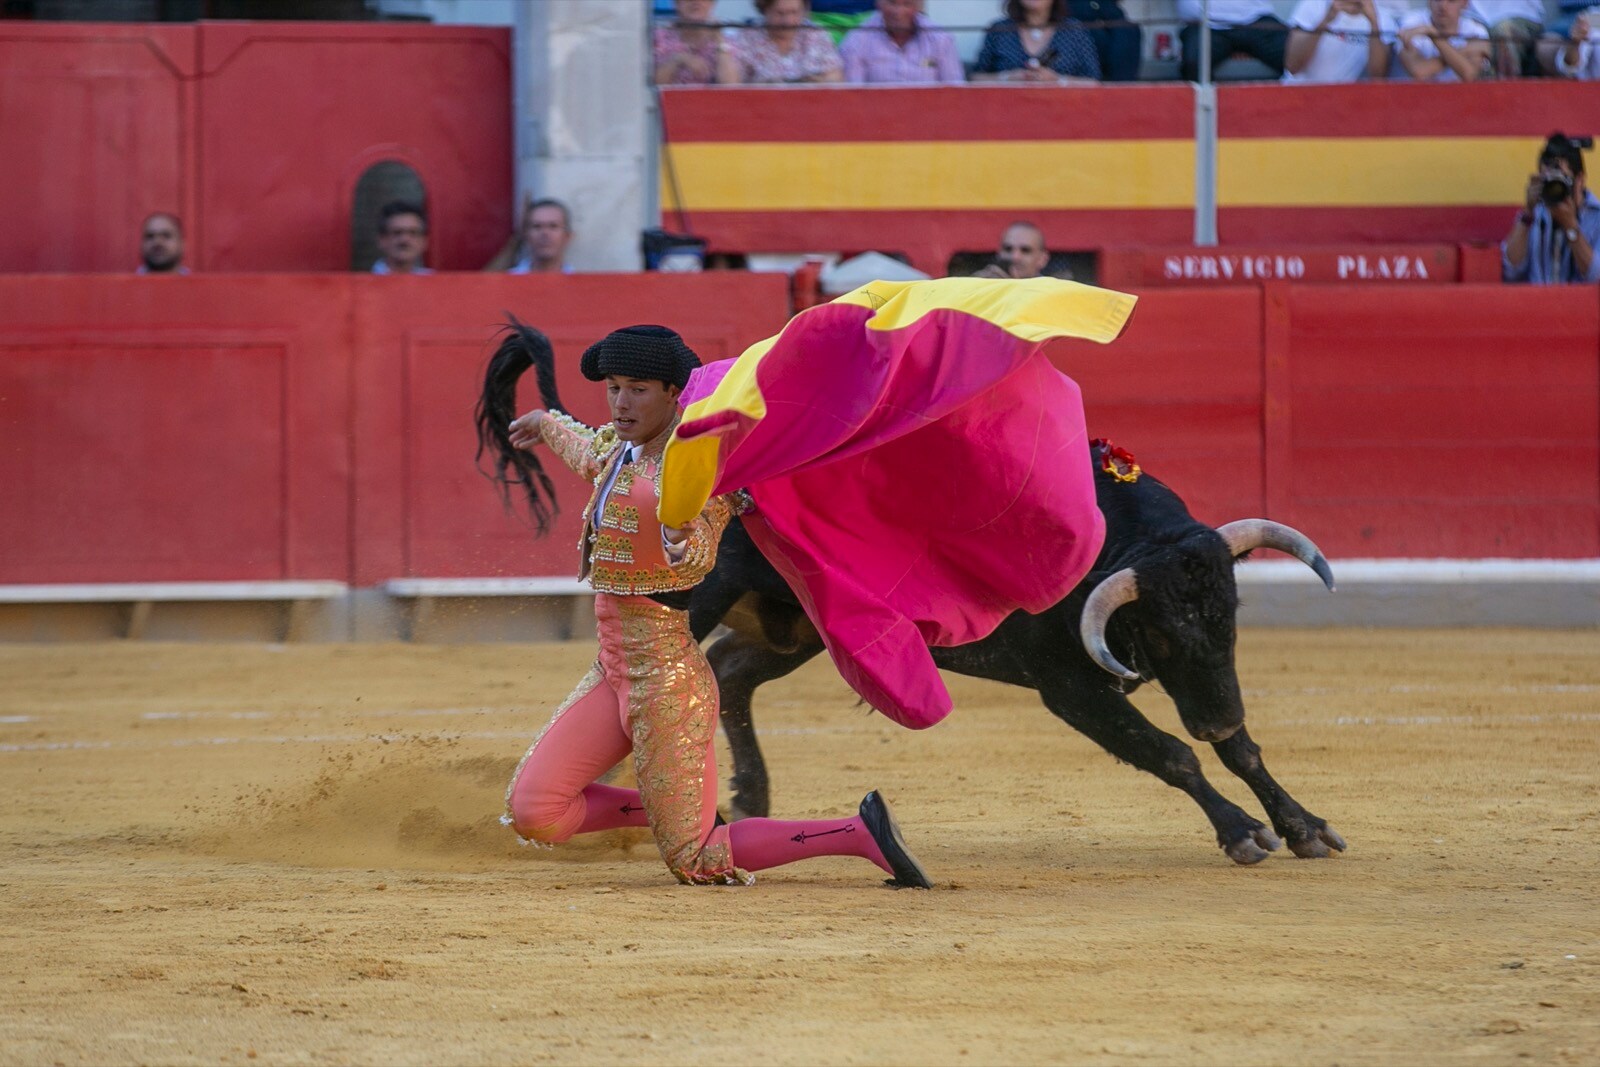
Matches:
[0,276,352,582]
[1,24,198,274]
[0,22,511,274]
[350,275,787,587]
[0,273,791,585]
[1057,283,1600,560]
[1276,284,1600,558]
[0,276,1594,585]
[1051,287,1269,529]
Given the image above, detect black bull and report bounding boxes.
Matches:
[690,462,1346,865]
[475,323,1346,866]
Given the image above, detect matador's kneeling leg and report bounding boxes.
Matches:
[503,665,651,845]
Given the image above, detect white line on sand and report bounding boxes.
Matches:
[135,707,509,722]
[0,730,530,754]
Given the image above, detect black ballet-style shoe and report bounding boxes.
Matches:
[859,790,932,889]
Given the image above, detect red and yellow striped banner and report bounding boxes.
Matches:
[658,82,1596,270]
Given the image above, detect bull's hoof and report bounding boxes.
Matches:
[1288,823,1347,859]
[1223,826,1283,865]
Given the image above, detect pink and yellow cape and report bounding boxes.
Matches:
[660,277,1137,730]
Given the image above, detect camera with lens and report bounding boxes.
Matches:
[1538,133,1593,206]
[1541,168,1576,206]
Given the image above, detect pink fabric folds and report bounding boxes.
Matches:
[674,294,1117,730]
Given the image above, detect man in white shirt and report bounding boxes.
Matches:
[1393,0,1490,82]
[1283,0,1399,84]
[484,196,577,275]
[1175,0,1289,81]
[508,199,575,275]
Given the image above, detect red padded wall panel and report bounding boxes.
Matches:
[350,272,790,584]
[0,276,352,583]
[0,25,196,273]
[0,275,1593,585]
[0,339,285,581]
[1052,287,1266,528]
[1283,285,1600,557]
[195,23,512,272]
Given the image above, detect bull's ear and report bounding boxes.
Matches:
[1216,520,1334,592]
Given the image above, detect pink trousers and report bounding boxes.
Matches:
[504,593,886,885]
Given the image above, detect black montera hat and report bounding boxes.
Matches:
[580,324,700,389]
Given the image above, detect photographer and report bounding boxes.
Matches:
[974,221,1050,279]
[1503,133,1600,286]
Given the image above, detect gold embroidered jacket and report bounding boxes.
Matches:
[538,411,736,596]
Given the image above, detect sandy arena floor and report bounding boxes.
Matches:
[1,629,1597,1066]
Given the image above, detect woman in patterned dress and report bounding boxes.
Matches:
[725,0,845,84]
[972,0,1102,84]
[653,0,739,86]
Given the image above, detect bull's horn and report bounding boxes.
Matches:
[1079,568,1140,680]
[1216,519,1335,591]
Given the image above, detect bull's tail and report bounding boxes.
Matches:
[474,315,567,535]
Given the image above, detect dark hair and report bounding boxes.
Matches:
[1004,0,1067,24]
[378,200,428,235]
[1541,132,1587,177]
[523,197,573,232]
[141,211,183,235]
[755,0,811,13]
[474,315,566,536]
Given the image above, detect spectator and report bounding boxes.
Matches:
[653,0,737,86]
[726,0,844,84]
[371,201,432,275]
[1503,133,1600,286]
[840,0,965,84]
[1175,1,1289,82]
[1537,1,1595,76]
[1550,8,1599,80]
[1393,0,1490,82]
[1065,0,1141,81]
[137,212,188,275]
[485,197,576,275]
[1282,0,1398,85]
[1469,0,1544,78]
[971,0,1101,85]
[972,221,1064,280]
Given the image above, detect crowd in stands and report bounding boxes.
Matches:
[132,196,579,279]
[130,1,1598,287]
[653,0,1600,86]
[140,131,1597,286]
[134,129,1600,287]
